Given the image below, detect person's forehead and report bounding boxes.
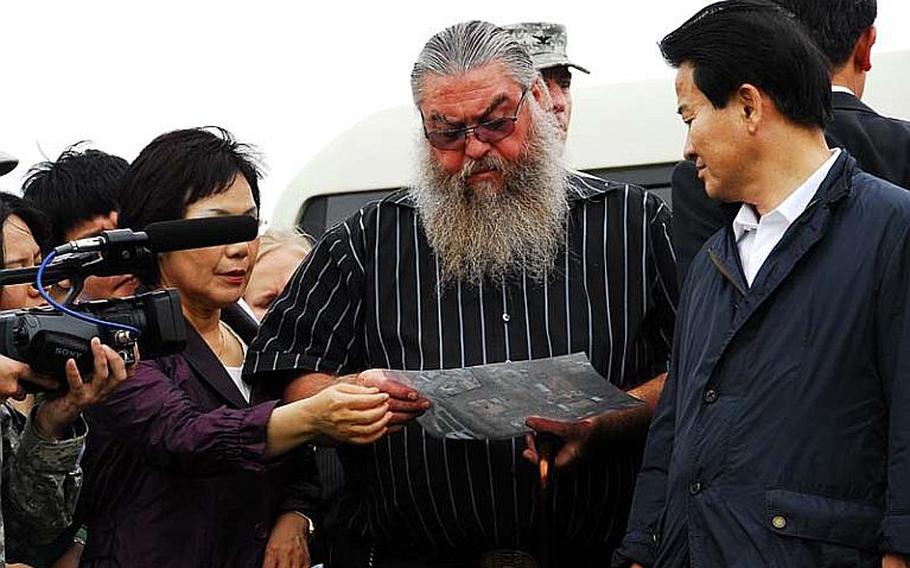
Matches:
[66,212,118,240]
[420,63,523,118]
[542,66,571,80]
[257,245,307,274]
[2,215,38,257]
[185,176,257,216]
[674,64,702,104]
[4,215,34,239]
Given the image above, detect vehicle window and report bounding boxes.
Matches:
[296,162,680,238]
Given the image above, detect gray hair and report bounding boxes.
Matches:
[257,228,312,261]
[411,20,537,106]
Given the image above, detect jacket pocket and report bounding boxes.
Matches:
[765,488,881,551]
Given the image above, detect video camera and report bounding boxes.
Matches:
[0,215,258,392]
[0,290,185,380]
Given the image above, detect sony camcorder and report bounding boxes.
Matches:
[0,215,258,392]
[0,290,185,380]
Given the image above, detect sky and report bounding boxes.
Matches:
[2,0,908,220]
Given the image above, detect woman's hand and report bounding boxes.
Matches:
[262,512,311,568]
[303,383,391,444]
[266,383,391,457]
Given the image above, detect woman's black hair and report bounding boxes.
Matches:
[116,126,263,285]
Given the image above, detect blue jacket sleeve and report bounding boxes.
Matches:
[877,222,910,555]
[613,273,689,567]
[613,362,678,566]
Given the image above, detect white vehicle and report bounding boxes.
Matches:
[273,50,910,237]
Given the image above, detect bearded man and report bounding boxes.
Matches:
[245,20,677,568]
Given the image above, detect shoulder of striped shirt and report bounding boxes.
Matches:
[338,175,652,214]
[568,169,643,201]
[317,189,414,239]
[570,170,670,217]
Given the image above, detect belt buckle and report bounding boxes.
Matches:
[478,550,537,568]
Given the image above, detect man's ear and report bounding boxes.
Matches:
[737,83,764,132]
[531,75,547,106]
[854,26,876,72]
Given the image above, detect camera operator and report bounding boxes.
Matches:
[0,192,132,566]
[21,145,138,301]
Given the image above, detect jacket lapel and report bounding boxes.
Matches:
[182,321,250,409]
[220,302,259,345]
[707,229,749,298]
[719,152,854,338]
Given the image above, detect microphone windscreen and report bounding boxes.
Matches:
[144,215,258,253]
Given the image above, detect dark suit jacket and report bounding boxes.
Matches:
[672,91,910,284]
[826,91,910,189]
[79,308,317,567]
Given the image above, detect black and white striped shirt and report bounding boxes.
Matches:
[245,171,678,558]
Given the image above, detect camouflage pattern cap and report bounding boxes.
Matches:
[0,150,18,177]
[503,22,590,74]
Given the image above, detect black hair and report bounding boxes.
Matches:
[773,0,876,68]
[117,126,262,285]
[22,143,127,246]
[660,0,832,129]
[0,192,50,268]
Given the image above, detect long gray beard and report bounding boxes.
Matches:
[412,104,567,285]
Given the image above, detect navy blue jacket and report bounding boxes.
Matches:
[615,153,910,567]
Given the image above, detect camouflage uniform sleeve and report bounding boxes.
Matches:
[2,402,86,562]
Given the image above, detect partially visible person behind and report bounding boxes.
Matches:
[615,1,910,565]
[243,227,332,563]
[503,22,589,139]
[22,144,137,301]
[0,193,50,311]
[79,127,391,568]
[243,228,312,321]
[671,0,910,283]
[0,192,132,567]
[780,0,910,187]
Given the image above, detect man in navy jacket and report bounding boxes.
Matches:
[671,0,910,285]
[614,1,910,566]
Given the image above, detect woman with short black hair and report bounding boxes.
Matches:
[80,127,391,567]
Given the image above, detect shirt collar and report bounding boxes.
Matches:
[831,85,856,96]
[732,148,841,241]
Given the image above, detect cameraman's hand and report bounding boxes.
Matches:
[35,338,134,440]
[0,356,58,398]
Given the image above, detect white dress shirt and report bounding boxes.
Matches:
[831,85,856,96]
[223,324,252,403]
[733,149,841,286]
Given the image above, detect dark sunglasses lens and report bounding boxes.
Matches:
[427,129,465,150]
[475,119,515,143]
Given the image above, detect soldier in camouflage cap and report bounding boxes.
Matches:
[0,150,17,178]
[503,22,589,139]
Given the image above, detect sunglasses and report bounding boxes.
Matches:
[422,89,528,151]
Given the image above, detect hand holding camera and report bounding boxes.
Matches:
[33,337,134,440]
